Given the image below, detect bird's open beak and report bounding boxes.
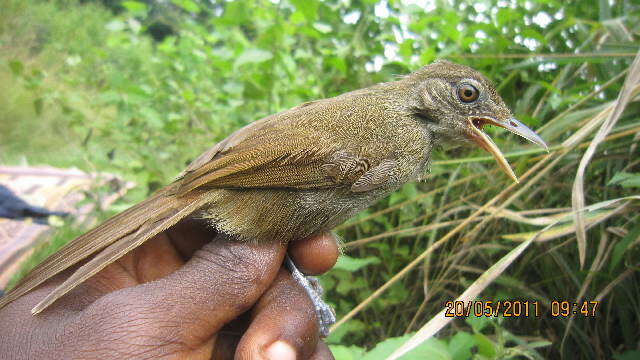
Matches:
[467,116,548,183]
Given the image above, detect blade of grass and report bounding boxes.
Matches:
[501,206,628,242]
[346,218,479,248]
[572,50,640,268]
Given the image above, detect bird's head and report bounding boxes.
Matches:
[407,60,547,182]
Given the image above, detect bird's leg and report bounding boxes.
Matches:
[284,254,336,337]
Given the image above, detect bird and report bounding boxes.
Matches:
[0,60,547,335]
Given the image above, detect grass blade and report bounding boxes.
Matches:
[572,50,640,268]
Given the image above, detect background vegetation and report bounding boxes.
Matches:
[1,0,639,358]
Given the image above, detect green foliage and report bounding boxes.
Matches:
[1,0,639,359]
[330,322,550,360]
[609,171,640,188]
[332,335,451,360]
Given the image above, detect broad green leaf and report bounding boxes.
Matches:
[333,255,380,272]
[327,319,366,344]
[474,333,497,357]
[363,335,451,360]
[608,172,640,188]
[330,345,367,360]
[448,332,475,360]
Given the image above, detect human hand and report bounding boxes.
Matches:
[0,218,339,359]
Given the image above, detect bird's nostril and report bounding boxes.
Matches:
[510,120,518,127]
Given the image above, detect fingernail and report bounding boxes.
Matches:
[264,340,296,360]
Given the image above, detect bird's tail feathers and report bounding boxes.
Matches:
[0,186,208,313]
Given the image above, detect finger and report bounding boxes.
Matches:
[165,217,217,259]
[82,233,286,348]
[210,313,251,360]
[112,232,186,283]
[72,232,185,303]
[71,218,211,299]
[288,232,339,275]
[235,269,321,360]
[210,334,238,360]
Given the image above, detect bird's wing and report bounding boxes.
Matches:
[175,105,345,195]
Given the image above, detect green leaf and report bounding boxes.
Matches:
[609,225,640,273]
[466,314,491,333]
[326,56,347,75]
[448,332,475,360]
[336,276,367,294]
[401,183,418,199]
[327,319,366,345]
[333,255,380,272]
[121,1,147,14]
[290,0,319,22]
[614,350,640,360]
[496,8,515,27]
[330,345,367,360]
[473,333,497,357]
[362,335,451,360]
[171,0,200,13]
[608,172,640,188]
[234,49,273,69]
[399,40,414,60]
[419,48,436,64]
[289,11,306,25]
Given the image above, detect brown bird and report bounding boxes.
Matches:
[0,60,546,334]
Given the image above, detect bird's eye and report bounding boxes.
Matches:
[458,84,479,103]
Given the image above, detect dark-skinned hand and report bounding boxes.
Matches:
[0,219,339,360]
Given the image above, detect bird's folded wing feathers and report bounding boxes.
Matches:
[176,125,341,195]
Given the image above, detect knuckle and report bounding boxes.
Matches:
[194,242,271,297]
